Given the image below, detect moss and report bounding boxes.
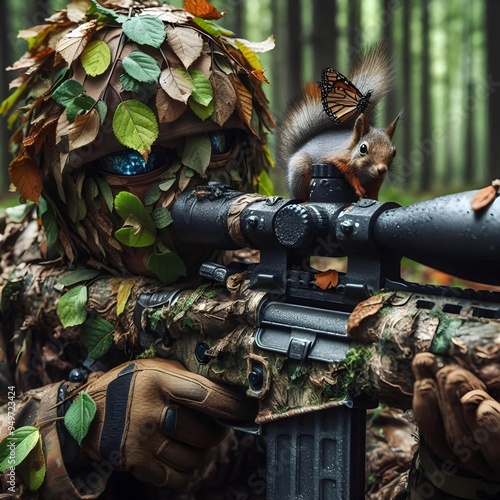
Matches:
[137,345,156,359]
[429,309,463,354]
[324,346,374,400]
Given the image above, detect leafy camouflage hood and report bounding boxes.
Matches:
[1,0,275,204]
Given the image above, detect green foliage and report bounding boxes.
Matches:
[122,15,166,48]
[64,392,97,446]
[181,134,212,175]
[112,100,159,156]
[81,40,111,76]
[80,317,115,358]
[57,285,88,327]
[114,191,157,247]
[147,251,187,284]
[122,52,161,83]
[0,427,39,471]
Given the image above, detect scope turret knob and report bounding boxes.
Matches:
[275,204,327,248]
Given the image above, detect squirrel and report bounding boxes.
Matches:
[277,43,402,201]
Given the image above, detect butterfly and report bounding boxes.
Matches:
[320,68,373,125]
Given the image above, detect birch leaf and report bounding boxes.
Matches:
[52,79,85,107]
[81,41,111,77]
[159,67,194,104]
[122,52,161,84]
[55,20,97,66]
[156,88,187,123]
[181,134,211,175]
[122,15,166,48]
[165,25,203,69]
[112,100,159,158]
[190,68,213,107]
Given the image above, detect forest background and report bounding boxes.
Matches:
[1,0,499,286]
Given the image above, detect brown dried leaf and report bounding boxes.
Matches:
[156,88,187,123]
[56,109,100,152]
[8,153,43,204]
[211,68,236,126]
[315,269,339,290]
[67,0,91,23]
[183,0,223,20]
[471,184,499,211]
[23,112,60,153]
[165,25,203,69]
[190,43,212,77]
[230,75,255,135]
[55,20,97,66]
[159,67,194,104]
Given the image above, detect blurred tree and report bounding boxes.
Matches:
[486,0,500,181]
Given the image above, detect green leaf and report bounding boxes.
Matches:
[57,269,101,287]
[57,285,88,327]
[122,51,161,84]
[159,177,176,192]
[64,392,97,446]
[144,184,161,206]
[114,191,156,247]
[151,207,173,229]
[0,427,40,471]
[258,169,274,196]
[73,95,95,111]
[96,178,113,212]
[81,40,111,77]
[119,73,158,102]
[122,15,166,48]
[192,18,233,37]
[89,0,117,19]
[181,134,211,175]
[147,251,187,284]
[112,100,159,157]
[95,100,107,125]
[190,69,213,107]
[52,79,84,107]
[188,98,214,121]
[80,317,114,359]
[19,435,45,491]
[38,196,58,252]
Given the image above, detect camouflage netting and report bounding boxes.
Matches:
[0,0,275,280]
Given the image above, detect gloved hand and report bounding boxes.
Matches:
[412,352,500,479]
[79,358,256,489]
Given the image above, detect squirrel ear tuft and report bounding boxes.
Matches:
[386,109,404,139]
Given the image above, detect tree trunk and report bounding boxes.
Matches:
[311,0,337,80]
[420,0,432,192]
[286,0,303,100]
[486,0,500,180]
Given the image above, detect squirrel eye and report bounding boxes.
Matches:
[360,142,368,155]
[392,148,397,158]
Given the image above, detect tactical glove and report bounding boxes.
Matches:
[412,352,500,482]
[79,358,256,489]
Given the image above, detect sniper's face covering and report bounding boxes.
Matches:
[4,1,275,281]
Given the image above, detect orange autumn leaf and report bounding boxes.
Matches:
[183,0,223,20]
[229,75,256,136]
[251,68,269,84]
[9,153,43,204]
[315,269,339,290]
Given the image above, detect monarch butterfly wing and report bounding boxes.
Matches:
[322,86,360,125]
[320,68,368,124]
